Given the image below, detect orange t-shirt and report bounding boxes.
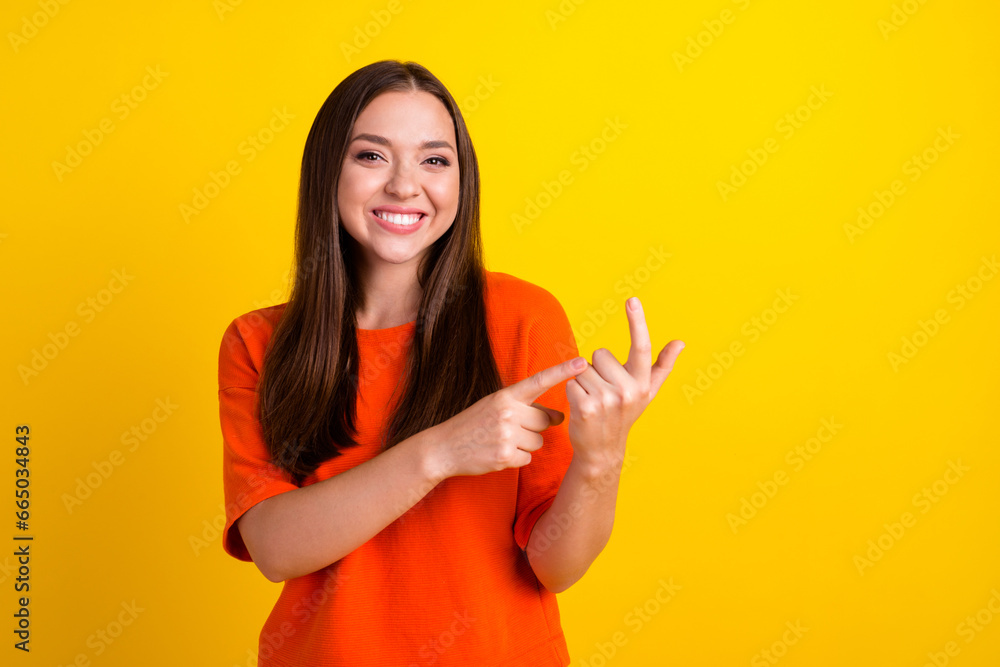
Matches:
[218,270,580,666]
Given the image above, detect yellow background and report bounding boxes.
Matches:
[2,0,998,665]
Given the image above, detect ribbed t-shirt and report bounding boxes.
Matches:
[218,270,579,666]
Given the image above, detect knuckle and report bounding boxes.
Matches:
[495,445,514,468]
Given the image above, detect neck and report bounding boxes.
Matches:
[354,261,422,330]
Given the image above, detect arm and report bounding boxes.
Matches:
[229,352,587,584]
[238,428,444,583]
[221,310,589,584]
[524,296,686,593]
[524,453,623,593]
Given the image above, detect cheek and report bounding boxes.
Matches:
[428,174,461,212]
[338,167,379,204]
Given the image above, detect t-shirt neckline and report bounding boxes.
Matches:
[356,319,416,344]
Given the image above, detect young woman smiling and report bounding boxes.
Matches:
[217,59,684,666]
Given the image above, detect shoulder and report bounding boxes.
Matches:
[482,270,578,377]
[483,270,567,325]
[218,302,288,390]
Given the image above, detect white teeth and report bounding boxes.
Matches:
[374,210,422,225]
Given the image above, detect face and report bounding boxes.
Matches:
[337,89,460,277]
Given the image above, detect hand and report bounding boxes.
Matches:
[425,356,589,480]
[567,296,684,472]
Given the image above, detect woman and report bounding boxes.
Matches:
[217,59,684,666]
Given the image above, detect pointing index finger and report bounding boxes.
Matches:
[508,356,587,404]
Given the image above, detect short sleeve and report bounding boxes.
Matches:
[218,317,300,562]
[512,288,580,551]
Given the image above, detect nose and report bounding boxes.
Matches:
[384,162,420,199]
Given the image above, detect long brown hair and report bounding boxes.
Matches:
[256,60,503,485]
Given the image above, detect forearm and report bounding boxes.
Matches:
[524,453,624,593]
[238,429,444,582]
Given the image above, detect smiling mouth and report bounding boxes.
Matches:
[373,210,424,226]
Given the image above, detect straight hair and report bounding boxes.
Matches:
[256,60,503,485]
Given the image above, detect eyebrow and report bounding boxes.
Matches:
[349,133,455,152]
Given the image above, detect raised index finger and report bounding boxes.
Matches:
[507,356,587,405]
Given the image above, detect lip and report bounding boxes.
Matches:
[369,208,426,235]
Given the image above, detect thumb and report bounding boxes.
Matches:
[530,402,564,426]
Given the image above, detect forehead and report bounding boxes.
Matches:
[352,90,456,144]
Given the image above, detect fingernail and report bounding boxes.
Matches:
[628,297,640,311]
[572,357,586,370]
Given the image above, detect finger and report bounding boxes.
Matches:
[569,358,599,394]
[517,431,545,454]
[566,377,588,404]
[569,352,625,396]
[510,449,534,467]
[590,347,632,388]
[508,356,587,404]
[515,403,561,436]
[649,340,686,397]
[528,402,564,427]
[624,297,652,387]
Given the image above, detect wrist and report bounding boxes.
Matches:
[409,427,451,486]
[570,450,625,482]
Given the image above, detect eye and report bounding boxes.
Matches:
[425,156,451,167]
[356,151,383,162]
